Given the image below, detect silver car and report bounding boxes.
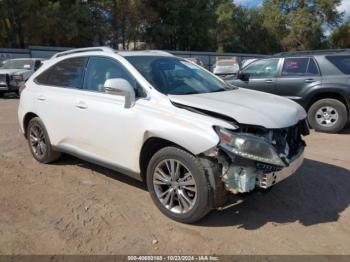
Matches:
[0,58,44,97]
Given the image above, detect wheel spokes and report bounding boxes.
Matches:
[29,125,47,158]
[177,190,192,212]
[154,168,171,185]
[183,185,197,193]
[315,106,339,127]
[153,159,197,214]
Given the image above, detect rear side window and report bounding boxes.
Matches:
[326,56,350,74]
[307,59,319,75]
[282,58,319,76]
[35,57,87,88]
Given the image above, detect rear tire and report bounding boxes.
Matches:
[146,146,211,223]
[308,99,348,133]
[27,117,61,163]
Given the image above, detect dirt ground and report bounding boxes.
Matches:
[0,95,350,255]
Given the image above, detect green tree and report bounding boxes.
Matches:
[215,1,281,53]
[142,0,218,51]
[330,19,350,48]
[262,0,342,51]
[0,0,345,53]
[215,0,235,52]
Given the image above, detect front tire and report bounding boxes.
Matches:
[308,99,348,133]
[27,117,61,163]
[146,147,211,223]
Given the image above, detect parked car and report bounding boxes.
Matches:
[18,47,309,223]
[213,59,240,81]
[1,59,9,66]
[228,50,350,133]
[0,58,44,97]
[185,57,205,67]
[240,58,259,69]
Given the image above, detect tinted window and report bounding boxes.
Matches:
[242,58,279,78]
[282,58,309,76]
[282,58,320,76]
[307,58,319,75]
[326,56,350,74]
[125,56,227,95]
[35,57,87,88]
[83,56,145,97]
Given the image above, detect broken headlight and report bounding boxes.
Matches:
[216,127,285,167]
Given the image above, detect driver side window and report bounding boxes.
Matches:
[242,58,279,79]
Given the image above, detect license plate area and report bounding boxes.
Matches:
[256,150,304,189]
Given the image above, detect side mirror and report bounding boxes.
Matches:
[237,71,250,82]
[104,78,136,108]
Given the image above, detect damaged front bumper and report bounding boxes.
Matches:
[203,120,308,199]
[256,149,304,189]
[220,148,304,194]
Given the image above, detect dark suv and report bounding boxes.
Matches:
[229,50,350,133]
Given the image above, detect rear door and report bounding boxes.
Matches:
[275,57,322,103]
[230,58,281,93]
[34,56,88,146]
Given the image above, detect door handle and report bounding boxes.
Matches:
[76,101,88,109]
[264,79,274,83]
[37,95,46,101]
[305,79,315,83]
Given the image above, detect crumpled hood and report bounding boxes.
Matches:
[0,69,30,75]
[169,88,307,129]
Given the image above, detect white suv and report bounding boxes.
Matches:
[18,47,309,223]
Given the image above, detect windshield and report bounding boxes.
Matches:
[1,60,33,70]
[124,56,228,95]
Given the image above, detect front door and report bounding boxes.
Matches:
[230,58,281,94]
[72,56,144,171]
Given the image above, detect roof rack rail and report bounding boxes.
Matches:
[273,49,350,57]
[51,46,115,58]
[148,50,173,56]
[118,50,174,56]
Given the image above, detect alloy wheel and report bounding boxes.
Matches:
[29,124,47,158]
[153,159,197,214]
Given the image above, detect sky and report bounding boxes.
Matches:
[337,0,350,18]
[235,0,350,18]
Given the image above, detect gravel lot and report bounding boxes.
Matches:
[1,96,350,255]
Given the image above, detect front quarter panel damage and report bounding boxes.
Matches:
[200,120,308,207]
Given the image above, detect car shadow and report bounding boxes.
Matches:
[53,155,350,229]
[53,154,147,191]
[197,158,350,229]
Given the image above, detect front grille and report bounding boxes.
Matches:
[272,120,308,159]
[0,74,8,85]
[238,119,308,162]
